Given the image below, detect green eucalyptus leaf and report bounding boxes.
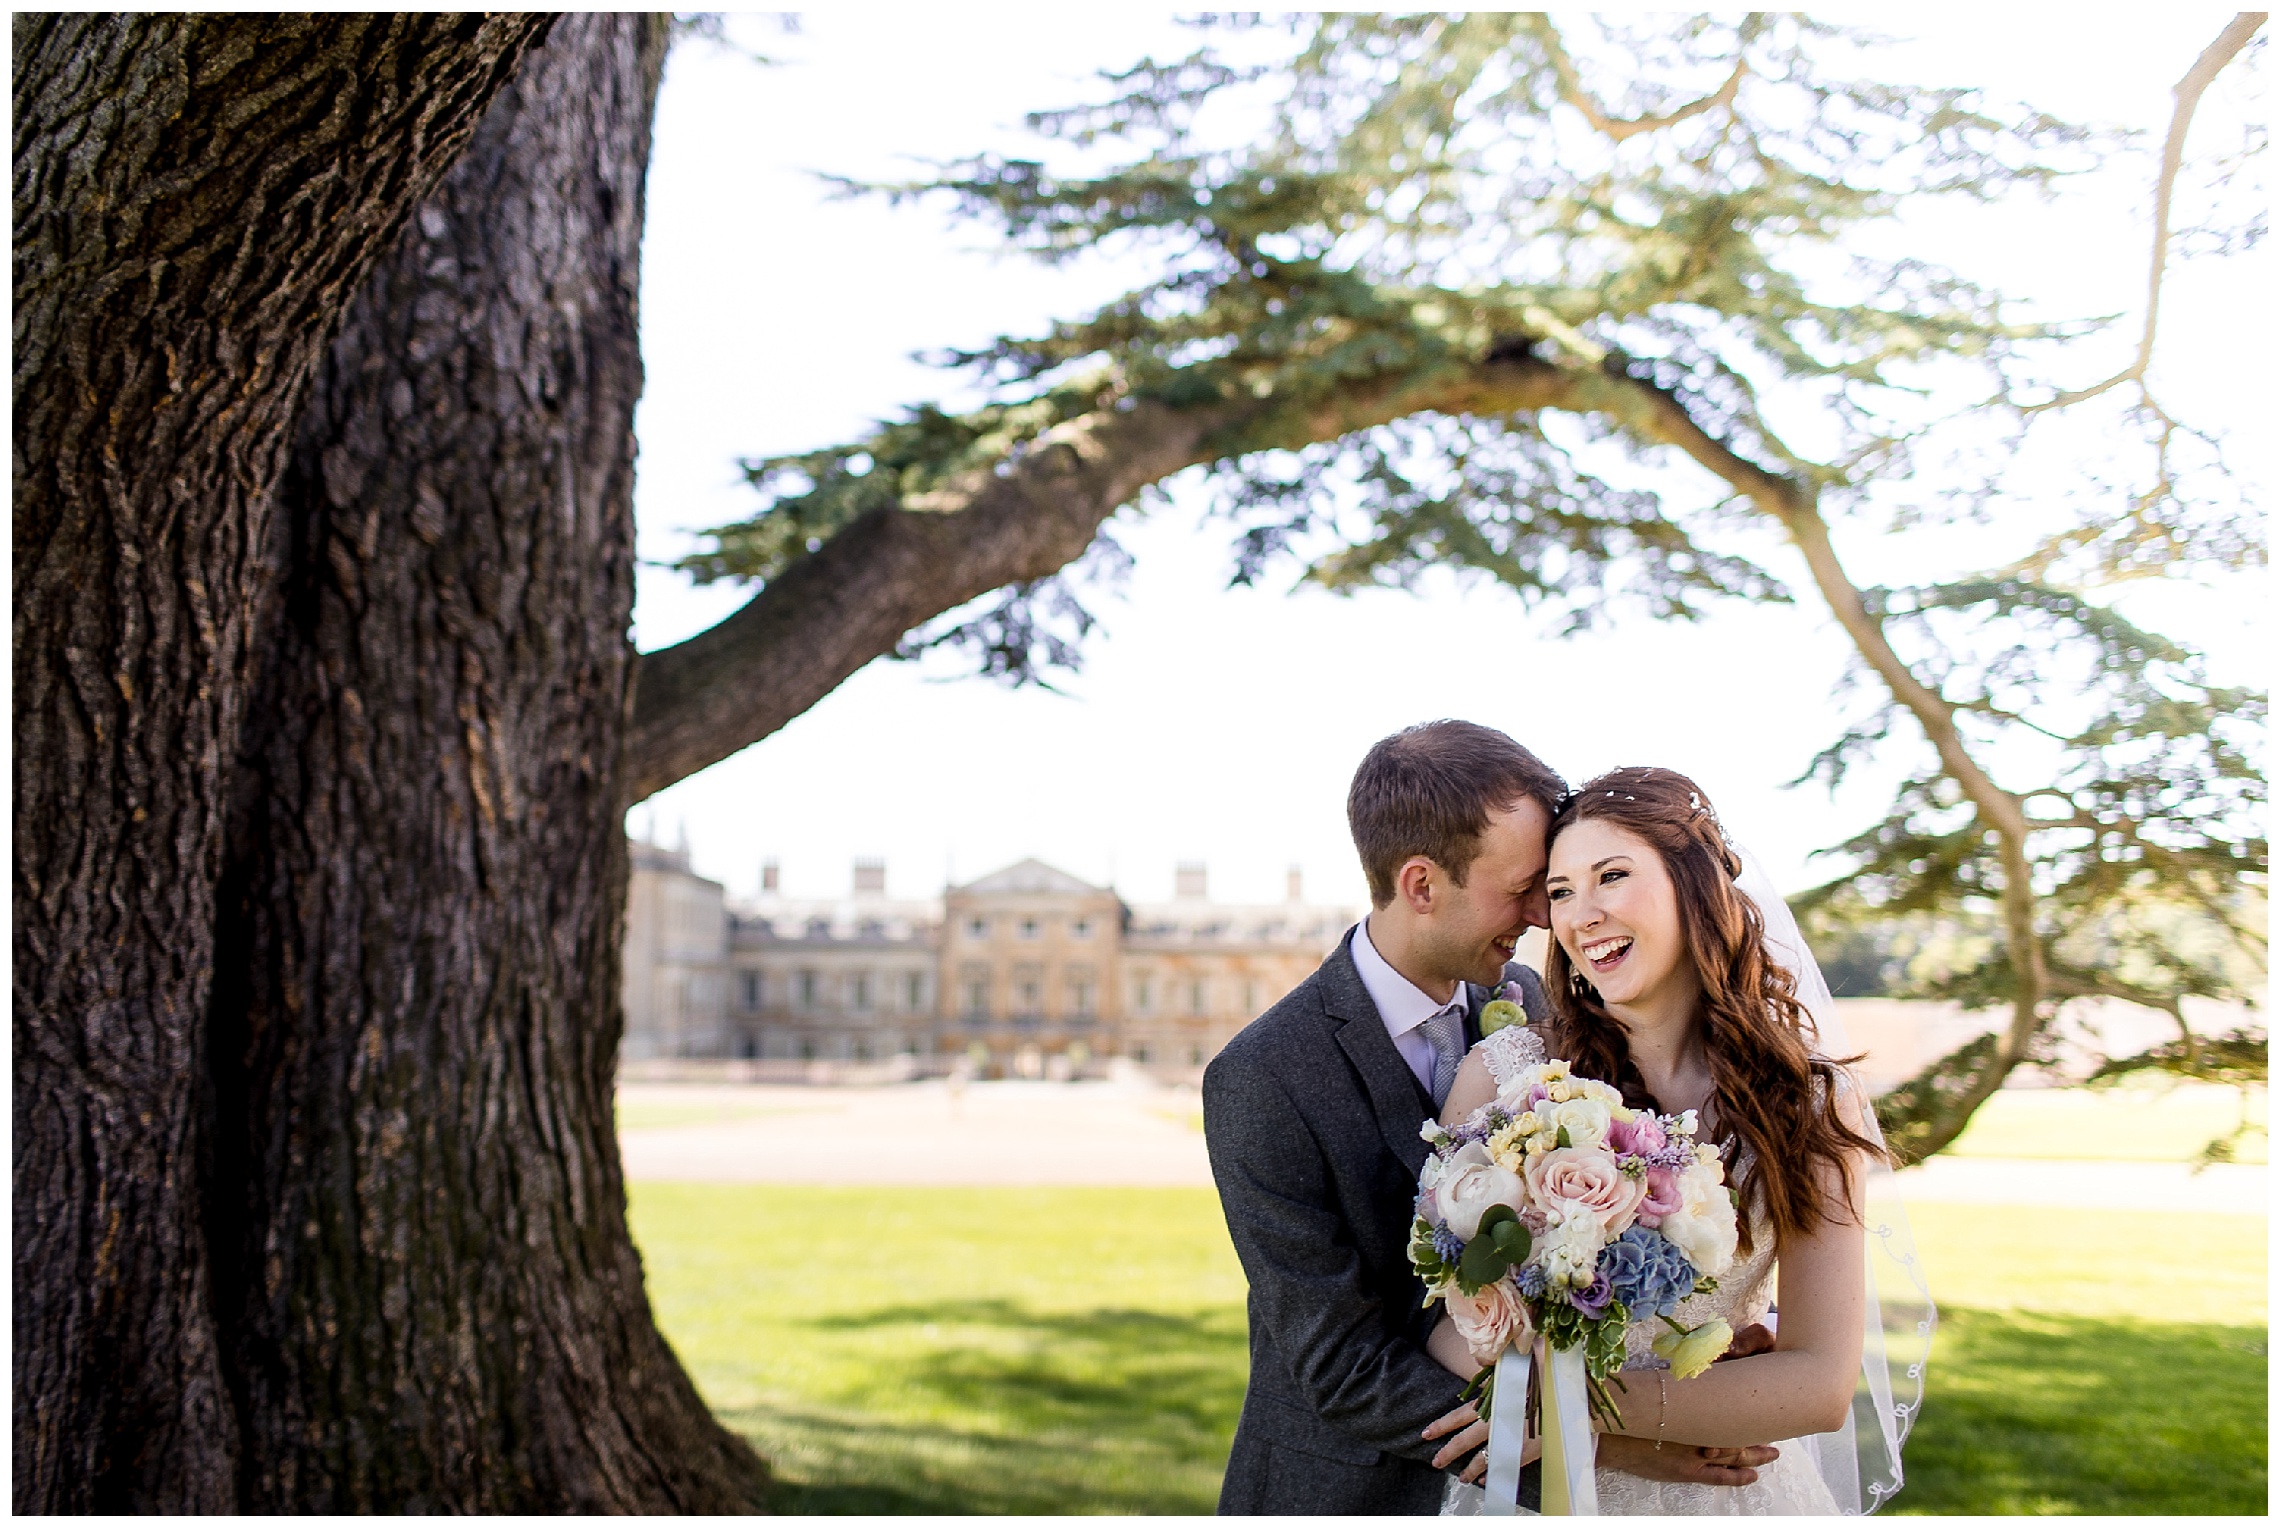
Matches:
[1459,1235,1513,1287]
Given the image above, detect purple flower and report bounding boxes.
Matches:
[1447,1107,1512,1149]
[1570,1271,1615,1319]
[1432,1225,1466,1265]
[1517,1264,1549,1299]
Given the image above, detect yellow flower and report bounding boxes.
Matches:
[1487,1122,1529,1171]
[1653,1317,1734,1380]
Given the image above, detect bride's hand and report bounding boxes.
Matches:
[1422,1397,1494,1482]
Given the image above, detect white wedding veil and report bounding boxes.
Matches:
[1732,843,1936,1515]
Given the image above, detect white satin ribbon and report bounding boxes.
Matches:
[1482,1345,1532,1516]
[1540,1342,1600,1515]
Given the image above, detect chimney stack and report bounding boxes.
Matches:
[853,857,887,895]
[761,859,781,894]
[1175,861,1207,900]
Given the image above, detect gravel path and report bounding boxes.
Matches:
[616,1079,2268,1210]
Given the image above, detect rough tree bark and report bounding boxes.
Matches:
[206,15,765,1509]
[12,16,549,1511]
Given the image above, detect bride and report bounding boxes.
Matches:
[1423,766,1915,1515]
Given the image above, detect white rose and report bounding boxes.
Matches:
[1548,1097,1612,1152]
[1658,1162,1739,1277]
[1438,1142,1528,1242]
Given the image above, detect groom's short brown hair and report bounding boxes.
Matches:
[1347,721,1566,907]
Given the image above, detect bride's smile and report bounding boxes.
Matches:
[1546,819,1693,1017]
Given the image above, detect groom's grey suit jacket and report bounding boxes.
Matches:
[1204,930,1549,1515]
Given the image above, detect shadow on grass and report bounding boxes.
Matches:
[728,1300,1248,1514]
[1895,1307,2268,1515]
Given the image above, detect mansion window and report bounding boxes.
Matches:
[905,971,925,1010]
[1187,979,1209,1016]
[1018,917,1042,940]
[740,971,762,1011]
[961,966,990,1017]
[1132,975,1153,1013]
[1071,918,1093,939]
[852,972,873,1011]
[797,970,819,1010]
[966,917,989,940]
[1067,970,1096,1018]
[1243,980,1261,1014]
[1014,965,1043,1015]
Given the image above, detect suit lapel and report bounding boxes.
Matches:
[1322,932,1433,1178]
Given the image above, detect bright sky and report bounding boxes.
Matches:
[627,12,2267,908]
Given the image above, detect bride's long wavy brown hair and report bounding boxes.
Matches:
[1544,767,1887,1256]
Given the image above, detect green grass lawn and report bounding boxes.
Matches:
[627,1184,2268,1515]
[1891,1205,2266,1515]
[1944,1080,2267,1164]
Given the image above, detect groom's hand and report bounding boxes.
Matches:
[1717,1322,1777,1361]
[1598,1435,1779,1486]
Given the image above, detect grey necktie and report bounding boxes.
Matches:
[1421,1004,1466,1108]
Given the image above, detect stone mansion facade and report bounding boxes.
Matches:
[620,840,1362,1080]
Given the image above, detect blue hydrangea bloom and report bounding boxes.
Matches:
[1516,1264,1549,1298]
[1601,1226,1697,1319]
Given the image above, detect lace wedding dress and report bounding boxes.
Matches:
[1441,1023,1839,1517]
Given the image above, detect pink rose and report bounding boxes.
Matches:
[1446,1277,1532,1368]
[1635,1166,1683,1228]
[1608,1113,1667,1157]
[1524,1146,1648,1239]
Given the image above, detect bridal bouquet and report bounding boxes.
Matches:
[1410,1058,1740,1427]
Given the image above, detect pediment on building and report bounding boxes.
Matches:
[956,857,1104,897]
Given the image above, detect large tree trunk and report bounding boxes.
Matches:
[12,16,548,1511]
[208,15,767,1511]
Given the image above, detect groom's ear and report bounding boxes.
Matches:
[1395,856,1438,914]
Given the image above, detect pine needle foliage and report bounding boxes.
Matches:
[678,14,2266,1153]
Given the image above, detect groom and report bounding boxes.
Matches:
[1204,721,1774,1514]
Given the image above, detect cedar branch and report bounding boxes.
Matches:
[2033,11,2265,412]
